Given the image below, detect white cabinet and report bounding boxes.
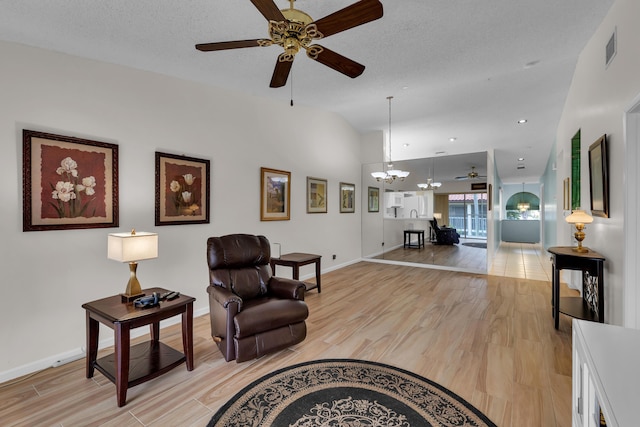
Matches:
[573,320,640,427]
[385,192,404,208]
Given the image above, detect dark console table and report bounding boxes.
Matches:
[270,252,322,293]
[548,246,605,330]
[82,287,195,406]
[404,229,425,249]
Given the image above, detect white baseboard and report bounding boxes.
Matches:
[0,261,355,384]
[0,305,210,384]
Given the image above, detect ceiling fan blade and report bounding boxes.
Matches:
[307,45,365,78]
[270,56,293,88]
[250,0,286,22]
[311,0,383,38]
[454,176,469,181]
[195,39,266,52]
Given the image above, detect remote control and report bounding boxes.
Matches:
[165,291,180,300]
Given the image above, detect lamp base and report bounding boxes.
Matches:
[571,247,589,253]
[121,262,144,303]
[121,292,145,303]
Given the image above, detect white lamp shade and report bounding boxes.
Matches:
[371,171,387,180]
[565,209,594,224]
[108,232,158,262]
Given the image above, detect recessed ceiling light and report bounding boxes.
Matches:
[403,143,409,148]
[518,157,525,161]
[449,137,457,142]
[402,86,409,90]
[518,119,528,124]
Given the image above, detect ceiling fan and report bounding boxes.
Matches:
[195,0,383,88]
[454,166,487,181]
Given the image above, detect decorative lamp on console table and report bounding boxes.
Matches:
[108,229,158,302]
[565,209,593,253]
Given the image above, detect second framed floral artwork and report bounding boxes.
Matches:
[155,152,210,225]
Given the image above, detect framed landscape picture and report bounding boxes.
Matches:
[155,152,210,226]
[340,182,355,213]
[368,186,379,212]
[261,167,291,221]
[307,177,327,213]
[22,129,119,231]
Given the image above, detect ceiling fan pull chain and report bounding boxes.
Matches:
[290,65,294,107]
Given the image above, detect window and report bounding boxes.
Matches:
[448,193,487,239]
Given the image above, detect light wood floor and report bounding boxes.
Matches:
[0,260,576,426]
[373,238,488,272]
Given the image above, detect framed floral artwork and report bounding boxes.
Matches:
[155,152,210,226]
[340,182,356,213]
[368,186,379,212]
[261,167,290,221]
[307,177,327,213]
[22,129,119,232]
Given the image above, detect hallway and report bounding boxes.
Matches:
[489,242,552,282]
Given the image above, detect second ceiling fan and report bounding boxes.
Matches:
[195,0,383,88]
[455,166,487,181]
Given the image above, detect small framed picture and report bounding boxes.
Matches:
[22,129,119,231]
[155,152,210,226]
[307,177,327,213]
[261,167,291,221]
[588,135,609,218]
[368,186,380,212]
[340,182,356,213]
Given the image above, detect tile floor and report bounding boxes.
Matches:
[489,241,552,281]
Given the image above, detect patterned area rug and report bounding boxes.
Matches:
[208,359,497,427]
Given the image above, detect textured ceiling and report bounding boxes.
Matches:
[0,0,614,183]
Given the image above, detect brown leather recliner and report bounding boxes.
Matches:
[206,234,309,362]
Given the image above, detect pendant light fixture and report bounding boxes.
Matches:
[418,158,442,190]
[371,96,410,183]
[517,182,530,212]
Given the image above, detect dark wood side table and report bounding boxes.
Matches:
[548,247,605,330]
[270,252,322,293]
[82,287,195,407]
[404,229,425,249]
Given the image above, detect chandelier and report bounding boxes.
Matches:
[417,158,441,190]
[417,179,442,190]
[371,96,410,183]
[517,182,530,212]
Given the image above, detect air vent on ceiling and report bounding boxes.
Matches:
[606,28,617,68]
[517,165,526,170]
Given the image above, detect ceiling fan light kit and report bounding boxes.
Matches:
[196,0,383,88]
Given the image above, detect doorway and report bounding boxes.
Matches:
[448,193,488,239]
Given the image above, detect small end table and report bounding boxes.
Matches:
[82,287,195,406]
[548,246,605,330]
[404,229,425,249]
[270,252,322,293]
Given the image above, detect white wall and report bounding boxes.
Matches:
[554,0,640,326]
[0,41,363,380]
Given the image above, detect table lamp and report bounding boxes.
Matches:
[108,229,158,302]
[565,209,593,253]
